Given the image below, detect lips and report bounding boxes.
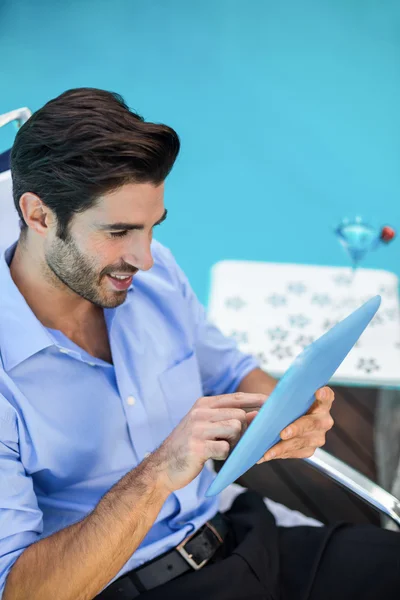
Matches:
[106,273,134,291]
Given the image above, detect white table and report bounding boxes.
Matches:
[208,260,400,388]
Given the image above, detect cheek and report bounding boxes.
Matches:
[91,238,129,268]
[78,236,115,268]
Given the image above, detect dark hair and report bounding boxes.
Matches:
[11,87,180,239]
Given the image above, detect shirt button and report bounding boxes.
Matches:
[59,348,70,354]
[144,452,151,458]
[127,396,136,406]
[88,362,96,367]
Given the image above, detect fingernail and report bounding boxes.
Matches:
[320,389,326,399]
[265,449,276,461]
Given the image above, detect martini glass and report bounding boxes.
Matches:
[335,217,395,278]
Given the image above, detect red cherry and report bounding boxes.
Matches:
[380,226,396,243]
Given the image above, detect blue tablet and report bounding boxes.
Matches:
[205,295,381,497]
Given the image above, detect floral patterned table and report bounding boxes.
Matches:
[208,260,400,388]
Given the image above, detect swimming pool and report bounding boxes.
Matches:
[1,0,399,304]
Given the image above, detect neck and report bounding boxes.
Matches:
[9,239,101,335]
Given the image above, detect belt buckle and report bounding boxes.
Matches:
[176,521,223,571]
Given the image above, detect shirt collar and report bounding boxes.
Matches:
[0,243,54,371]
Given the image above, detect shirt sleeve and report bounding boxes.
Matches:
[161,245,259,396]
[0,393,43,598]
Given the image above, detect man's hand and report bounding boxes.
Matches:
[150,392,267,494]
[256,386,335,464]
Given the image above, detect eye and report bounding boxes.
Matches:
[109,230,128,238]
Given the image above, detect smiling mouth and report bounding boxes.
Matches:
[109,273,132,280]
[105,272,136,291]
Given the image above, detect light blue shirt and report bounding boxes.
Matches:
[0,240,257,595]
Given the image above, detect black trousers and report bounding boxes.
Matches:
[107,491,400,600]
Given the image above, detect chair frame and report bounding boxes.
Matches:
[306,448,400,527]
[0,107,31,130]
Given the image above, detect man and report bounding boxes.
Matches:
[0,88,398,600]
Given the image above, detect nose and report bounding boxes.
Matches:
[139,249,154,272]
[123,239,154,272]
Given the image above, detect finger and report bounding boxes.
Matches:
[258,445,317,463]
[206,419,246,446]
[242,406,265,414]
[208,408,248,424]
[205,440,231,461]
[245,410,259,426]
[280,413,334,440]
[280,415,316,440]
[316,386,334,403]
[209,393,268,411]
[257,436,307,463]
[260,429,329,462]
[310,387,335,414]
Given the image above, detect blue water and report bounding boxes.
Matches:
[1,0,399,304]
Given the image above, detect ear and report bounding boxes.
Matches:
[19,193,55,237]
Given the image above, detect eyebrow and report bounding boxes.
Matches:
[99,209,168,231]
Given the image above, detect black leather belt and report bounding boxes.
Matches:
[96,513,229,600]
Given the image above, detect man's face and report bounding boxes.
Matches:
[44,182,166,308]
